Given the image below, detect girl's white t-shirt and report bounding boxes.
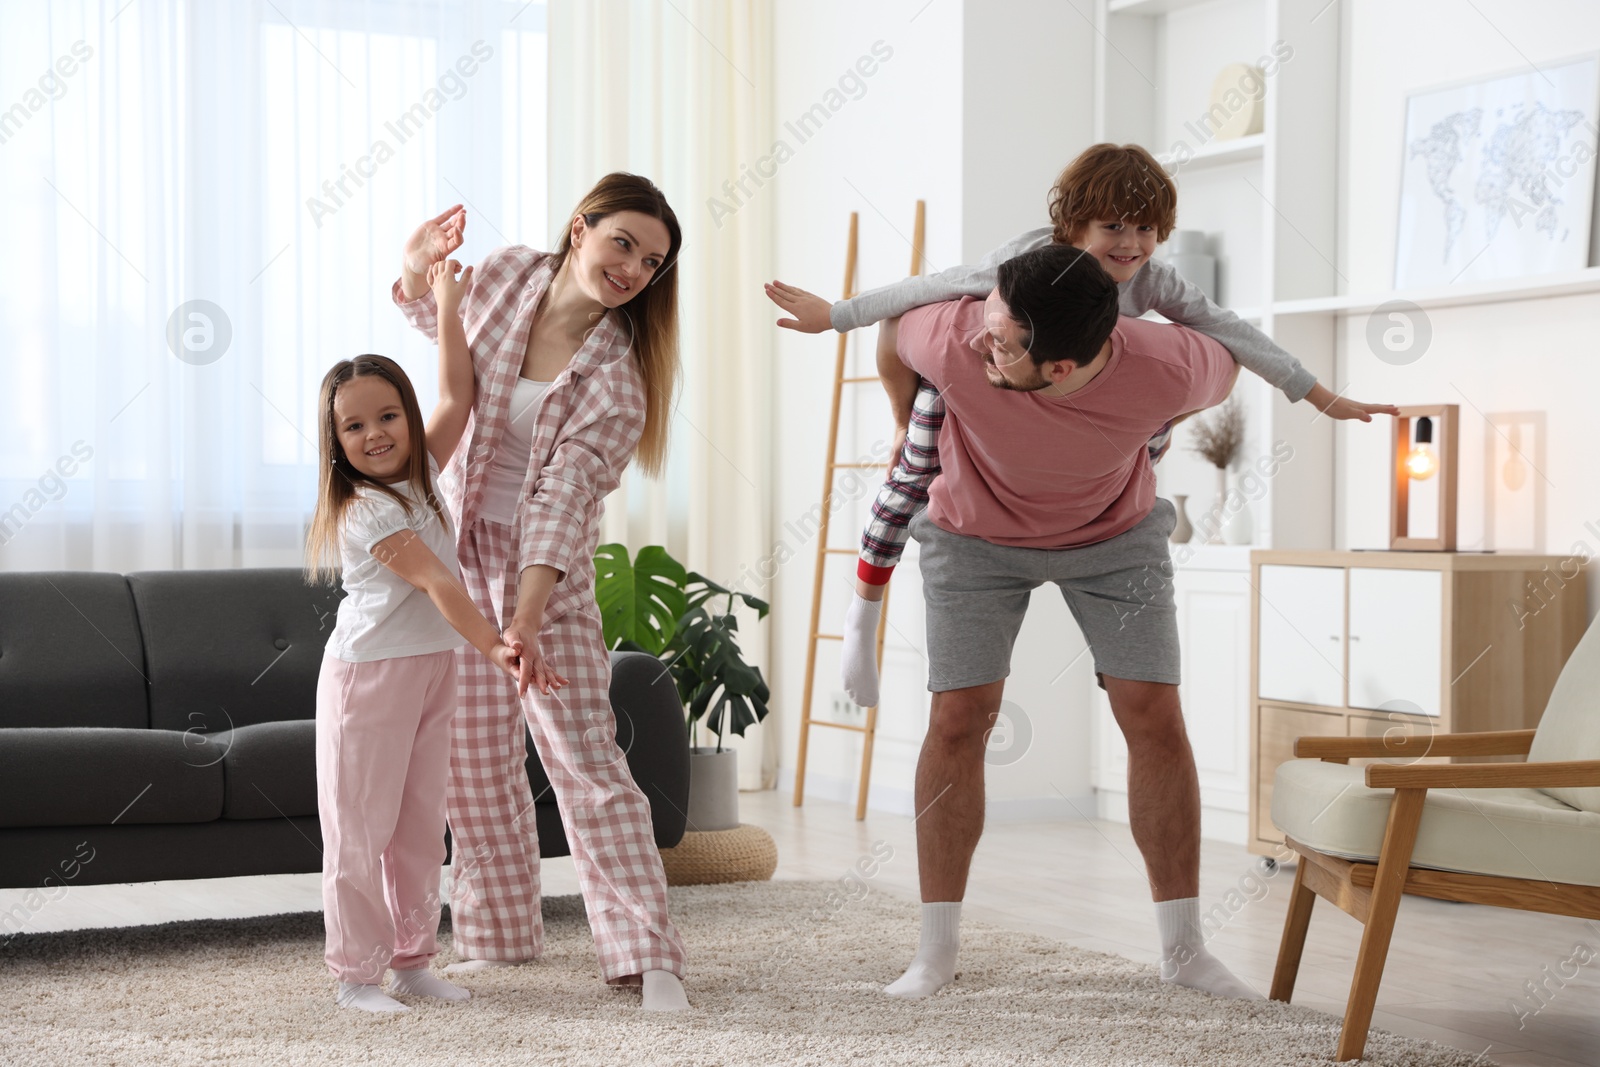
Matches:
[477,375,550,524]
[325,455,466,663]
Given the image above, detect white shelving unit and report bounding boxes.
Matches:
[1088,0,1342,841]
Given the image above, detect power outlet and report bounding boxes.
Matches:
[829,690,860,718]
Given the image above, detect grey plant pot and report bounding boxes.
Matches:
[686,746,741,832]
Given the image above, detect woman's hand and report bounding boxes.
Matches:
[401,205,467,298]
[501,618,569,697]
[428,259,474,315]
[764,280,836,333]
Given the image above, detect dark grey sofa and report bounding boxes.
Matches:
[0,568,689,891]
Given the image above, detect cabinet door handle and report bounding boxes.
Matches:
[1329,635,1340,641]
[1349,635,1361,642]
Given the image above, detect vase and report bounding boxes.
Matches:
[1167,230,1217,304]
[1170,495,1194,543]
[686,747,740,832]
[1222,475,1254,545]
[1205,467,1228,545]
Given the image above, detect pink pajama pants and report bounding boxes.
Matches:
[447,515,686,982]
[316,648,456,983]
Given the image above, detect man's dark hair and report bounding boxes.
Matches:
[995,244,1119,367]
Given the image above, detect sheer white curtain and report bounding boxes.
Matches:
[548,0,776,788]
[0,0,547,570]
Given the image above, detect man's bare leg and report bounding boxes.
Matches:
[885,680,1004,997]
[1102,674,1260,999]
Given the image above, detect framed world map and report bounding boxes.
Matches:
[1394,55,1600,289]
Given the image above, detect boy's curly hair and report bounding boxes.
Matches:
[1047,143,1178,245]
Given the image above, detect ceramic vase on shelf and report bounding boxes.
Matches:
[1170,495,1194,544]
[1167,230,1217,304]
[1222,473,1254,545]
[1205,466,1227,545]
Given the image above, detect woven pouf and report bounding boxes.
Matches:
[659,823,778,885]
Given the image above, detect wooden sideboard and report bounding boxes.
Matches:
[1248,550,1588,857]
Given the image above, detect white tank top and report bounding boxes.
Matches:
[477,375,552,524]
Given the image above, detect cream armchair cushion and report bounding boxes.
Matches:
[1525,609,1600,813]
[1271,758,1600,887]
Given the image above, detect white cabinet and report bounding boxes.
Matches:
[1256,564,1345,708]
[1249,550,1586,856]
[1347,568,1443,718]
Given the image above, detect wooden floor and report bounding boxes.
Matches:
[5,789,1596,1066]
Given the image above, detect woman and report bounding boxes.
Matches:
[392,173,687,1011]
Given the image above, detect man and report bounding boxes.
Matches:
[880,243,1259,1002]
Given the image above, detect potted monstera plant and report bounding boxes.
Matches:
[593,543,770,831]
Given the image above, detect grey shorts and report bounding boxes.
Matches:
[910,500,1180,692]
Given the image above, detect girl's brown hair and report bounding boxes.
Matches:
[303,354,444,586]
[1047,143,1179,245]
[548,172,682,478]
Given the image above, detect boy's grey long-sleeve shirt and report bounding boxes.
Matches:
[829,226,1316,403]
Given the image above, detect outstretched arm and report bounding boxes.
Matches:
[765,226,1054,334]
[1131,259,1397,421]
[424,259,476,470]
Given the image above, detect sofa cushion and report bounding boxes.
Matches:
[1271,757,1600,887]
[1526,612,1600,813]
[209,720,317,820]
[0,728,223,826]
[0,572,149,729]
[127,568,343,733]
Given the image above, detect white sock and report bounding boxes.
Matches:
[841,592,884,707]
[335,981,409,1013]
[389,965,471,1001]
[885,902,961,998]
[640,969,690,1012]
[442,958,526,974]
[1154,897,1263,1000]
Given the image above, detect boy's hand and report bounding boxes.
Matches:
[1304,383,1401,423]
[764,281,836,333]
[428,259,473,314]
[404,205,466,276]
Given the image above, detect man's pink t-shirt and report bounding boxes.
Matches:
[897,297,1237,548]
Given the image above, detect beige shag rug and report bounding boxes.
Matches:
[0,879,1491,1067]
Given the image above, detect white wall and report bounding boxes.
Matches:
[1334,0,1600,624]
[768,0,1100,817]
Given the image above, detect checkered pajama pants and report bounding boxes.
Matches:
[447,515,686,982]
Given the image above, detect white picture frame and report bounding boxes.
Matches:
[1394,54,1600,290]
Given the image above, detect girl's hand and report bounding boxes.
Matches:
[500,621,569,697]
[428,260,473,314]
[403,205,467,277]
[488,642,523,684]
[764,280,836,333]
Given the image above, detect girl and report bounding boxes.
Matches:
[392,173,690,1011]
[304,340,556,1013]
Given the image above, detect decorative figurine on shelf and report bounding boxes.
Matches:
[1187,395,1246,546]
[1208,63,1267,140]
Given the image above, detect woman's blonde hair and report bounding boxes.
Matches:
[548,172,682,478]
[1047,143,1179,245]
[303,354,444,586]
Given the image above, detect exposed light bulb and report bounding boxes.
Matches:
[1405,445,1437,480]
[1406,415,1438,480]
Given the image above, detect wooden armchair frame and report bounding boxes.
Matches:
[1270,729,1600,1061]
